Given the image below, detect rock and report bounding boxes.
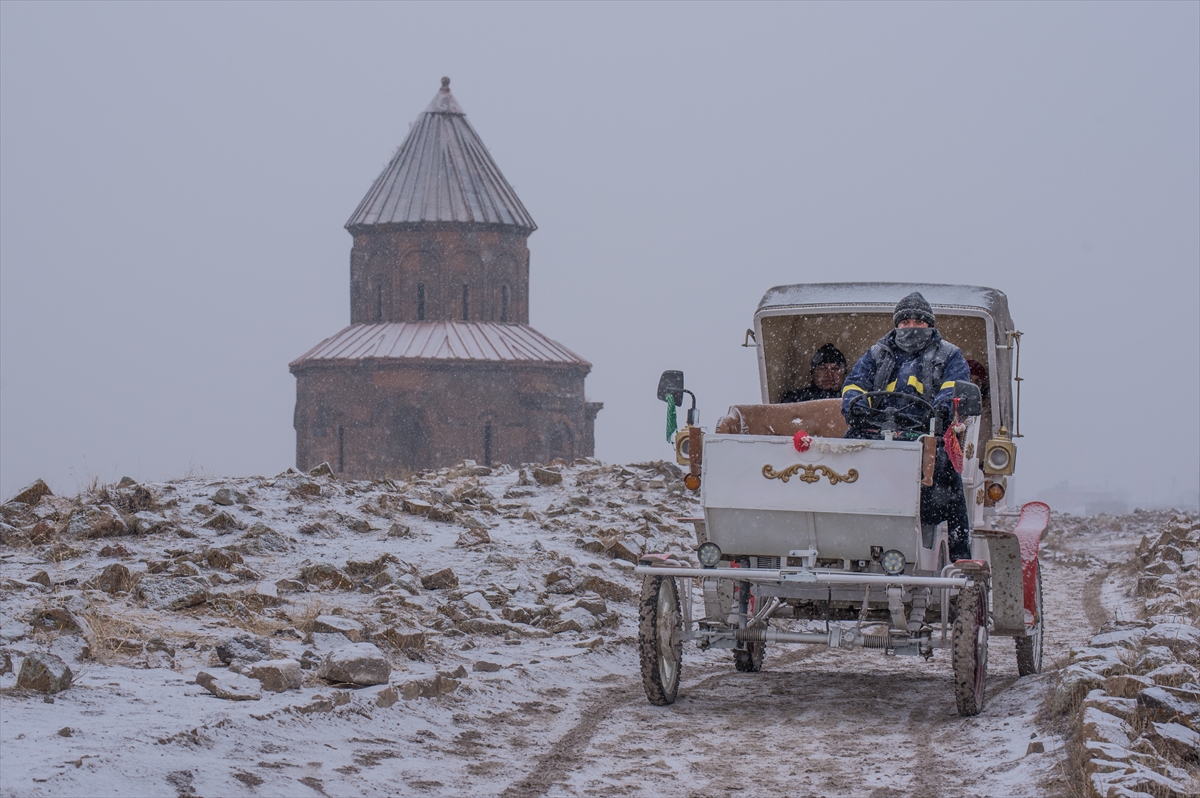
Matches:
[398,674,460,700]
[0,651,12,675]
[27,521,56,544]
[297,695,334,713]
[57,727,72,737]
[312,616,365,642]
[1143,623,1200,657]
[456,527,491,547]
[97,543,132,558]
[1025,741,1045,755]
[28,570,51,588]
[204,548,244,570]
[580,575,634,603]
[242,523,290,553]
[316,643,391,686]
[427,506,456,523]
[1090,628,1147,649]
[1054,664,1107,714]
[1136,646,1177,672]
[172,561,201,577]
[386,523,411,538]
[603,537,641,564]
[88,563,135,594]
[1105,674,1155,698]
[473,660,502,673]
[300,564,354,591]
[443,665,469,679]
[532,468,563,486]
[201,511,242,532]
[1147,662,1200,688]
[1138,686,1200,727]
[403,498,433,516]
[421,568,459,591]
[17,652,73,694]
[9,479,52,506]
[211,487,243,507]
[457,618,512,635]
[462,592,493,614]
[0,522,30,548]
[66,505,128,538]
[577,597,608,616]
[1148,721,1200,760]
[138,576,209,610]
[196,669,262,701]
[550,618,585,634]
[248,659,302,692]
[1082,707,1133,745]
[1083,690,1137,722]
[216,635,272,665]
[309,463,335,477]
[374,626,428,656]
[275,578,305,593]
[344,553,399,578]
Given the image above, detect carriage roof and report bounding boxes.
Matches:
[756,282,1014,333]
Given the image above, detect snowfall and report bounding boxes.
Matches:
[0,460,1195,798]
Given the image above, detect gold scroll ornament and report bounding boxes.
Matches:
[762,464,859,485]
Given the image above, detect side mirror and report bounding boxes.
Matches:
[953,381,983,417]
[657,370,685,406]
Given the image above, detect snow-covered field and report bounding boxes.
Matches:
[0,463,1188,797]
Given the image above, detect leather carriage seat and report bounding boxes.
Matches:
[715,398,849,439]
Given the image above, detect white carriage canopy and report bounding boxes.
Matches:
[754,282,1016,436]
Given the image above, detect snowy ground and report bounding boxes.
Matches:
[0,463,1175,797]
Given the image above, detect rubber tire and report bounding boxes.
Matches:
[638,574,682,706]
[1015,566,1044,676]
[733,641,766,672]
[952,583,989,717]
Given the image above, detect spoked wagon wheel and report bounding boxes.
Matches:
[638,574,683,705]
[1015,564,1044,676]
[952,583,989,716]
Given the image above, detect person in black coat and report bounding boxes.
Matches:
[779,344,847,403]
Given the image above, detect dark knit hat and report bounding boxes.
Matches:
[893,291,936,327]
[810,343,846,372]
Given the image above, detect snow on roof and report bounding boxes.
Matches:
[345,77,536,232]
[290,322,590,369]
[757,282,1014,330]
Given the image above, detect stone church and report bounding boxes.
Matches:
[290,78,601,477]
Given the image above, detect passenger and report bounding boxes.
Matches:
[779,344,847,403]
[841,292,974,561]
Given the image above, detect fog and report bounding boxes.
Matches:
[2,2,1197,512]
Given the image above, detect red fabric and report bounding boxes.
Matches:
[793,429,812,452]
[944,426,963,472]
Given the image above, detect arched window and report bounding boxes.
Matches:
[417,283,426,321]
[462,284,469,321]
[500,285,511,323]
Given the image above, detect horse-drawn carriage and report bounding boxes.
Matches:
[636,282,1049,716]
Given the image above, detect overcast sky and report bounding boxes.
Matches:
[2,1,1197,509]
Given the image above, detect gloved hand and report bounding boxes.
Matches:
[848,401,872,426]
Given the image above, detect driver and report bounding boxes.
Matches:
[840,292,974,561]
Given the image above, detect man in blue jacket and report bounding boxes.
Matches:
[841,292,974,561]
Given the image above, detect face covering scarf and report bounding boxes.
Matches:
[895,327,934,354]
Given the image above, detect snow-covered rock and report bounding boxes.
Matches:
[16,652,72,694]
[316,643,390,686]
[196,669,261,701]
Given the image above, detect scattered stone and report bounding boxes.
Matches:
[172,561,201,577]
[9,479,52,506]
[275,578,305,593]
[375,685,399,708]
[137,576,209,611]
[17,652,73,694]
[204,548,244,570]
[196,669,262,701]
[312,616,365,642]
[427,506,456,523]
[316,643,391,686]
[550,618,585,634]
[215,635,272,665]
[421,568,459,591]
[532,468,562,486]
[0,651,12,675]
[66,505,128,539]
[97,543,133,558]
[1105,674,1155,698]
[309,463,334,477]
[1148,721,1200,761]
[403,498,433,516]
[1025,741,1044,755]
[201,511,242,532]
[473,660,502,673]
[1143,623,1200,657]
[212,487,245,506]
[346,517,373,533]
[242,523,290,553]
[248,659,302,693]
[57,727,73,737]
[27,570,51,588]
[386,523,411,538]
[88,563,135,594]
[374,626,428,656]
[456,527,490,547]
[28,521,56,544]
[577,597,608,615]
[580,575,635,603]
[398,674,459,700]
[300,563,354,590]
[1054,664,1107,714]
[344,553,400,578]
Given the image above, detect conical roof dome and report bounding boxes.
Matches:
[346,78,536,232]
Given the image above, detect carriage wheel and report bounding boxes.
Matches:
[733,641,766,672]
[638,574,682,705]
[952,583,989,716]
[1015,565,1044,676]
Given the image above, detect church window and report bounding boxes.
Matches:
[374,285,383,322]
[462,285,469,321]
[417,283,426,320]
[501,285,510,322]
